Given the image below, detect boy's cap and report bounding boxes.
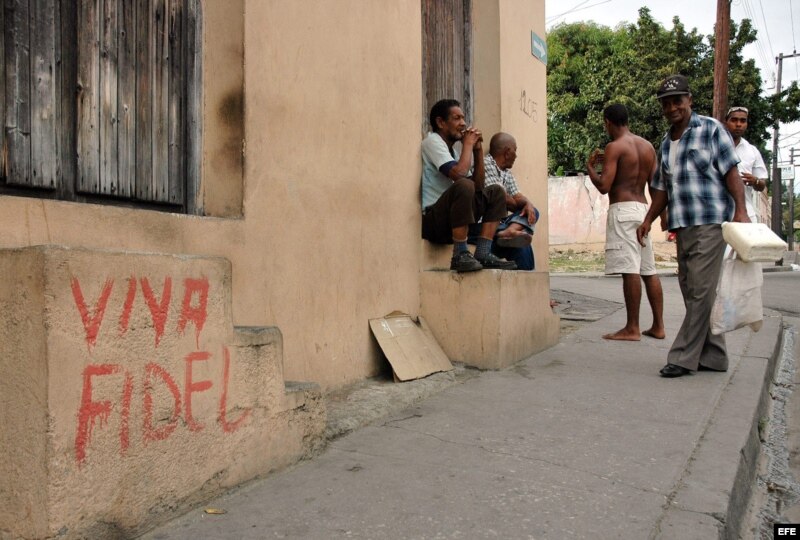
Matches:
[656,75,691,99]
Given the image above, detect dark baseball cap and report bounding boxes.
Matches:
[656,74,691,99]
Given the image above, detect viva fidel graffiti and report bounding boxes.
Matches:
[70,276,251,466]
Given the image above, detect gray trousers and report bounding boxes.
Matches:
[668,224,728,371]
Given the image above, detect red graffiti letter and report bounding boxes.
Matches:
[75,363,122,465]
[140,277,172,347]
[143,363,182,443]
[119,371,134,455]
[118,277,137,335]
[184,352,213,432]
[218,347,252,433]
[178,277,209,348]
[71,278,114,349]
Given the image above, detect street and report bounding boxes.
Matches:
[755,271,800,535]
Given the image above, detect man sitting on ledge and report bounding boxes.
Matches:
[472,132,539,271]
[421,98,516,272]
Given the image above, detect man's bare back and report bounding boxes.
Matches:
[604,133,656,205]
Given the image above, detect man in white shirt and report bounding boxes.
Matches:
[421,99,516,271]
[725,106,768,223]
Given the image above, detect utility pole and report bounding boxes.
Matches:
[712,0,731,121]
[789,148,798,251]
[771,51,800,238]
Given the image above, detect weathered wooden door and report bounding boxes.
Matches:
[421,0,472,131]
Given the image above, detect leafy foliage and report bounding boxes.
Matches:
[546,7,800,175]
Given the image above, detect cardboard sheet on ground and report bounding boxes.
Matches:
[369,312,453,382]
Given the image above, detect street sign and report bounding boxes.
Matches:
[531,31,547,65]
[781,165,795,180]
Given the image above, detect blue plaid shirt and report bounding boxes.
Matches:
[651,112,740,229]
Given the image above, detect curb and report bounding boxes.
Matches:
[654,311,784,538]
[725,311,785,538]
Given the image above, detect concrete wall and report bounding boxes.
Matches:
[0,0,550,392]
[0,247,324,539]
[549,175,667,246]
[549,177,772,248]
[474,0,549,270]
[0,1,553,534]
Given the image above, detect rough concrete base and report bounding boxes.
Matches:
[420,269,560,369]
[0,246,325,539]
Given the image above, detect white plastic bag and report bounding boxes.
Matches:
[710,250,763,335]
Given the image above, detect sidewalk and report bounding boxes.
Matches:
[141,274,782,540]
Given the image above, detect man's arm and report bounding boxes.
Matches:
[586,143,618,195]
[471,131,485,190]
[743,149,769,192]
[636,188,668,246]
[724,166,751,223]
[510,192,538,224]
[447,129,482,184]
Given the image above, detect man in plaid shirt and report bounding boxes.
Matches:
[636,74,750,378]
[471,132,539,270]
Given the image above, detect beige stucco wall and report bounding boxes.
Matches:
[549,175,668,245]
[0,0,422,391]
[474,0,549,271]
[0,0,549,393]
[0,247,324,539]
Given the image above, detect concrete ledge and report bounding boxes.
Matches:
[420,269,559,370]
[421,241,452,270]
[0,246,325,539]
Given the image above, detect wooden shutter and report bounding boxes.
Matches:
[77,0,185,204]
[2,0,59,189]
[421,0,472,130]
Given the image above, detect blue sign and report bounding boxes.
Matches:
[531,31,547,65]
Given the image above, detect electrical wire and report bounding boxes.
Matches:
[738,0,775,81]
[791,0,799,77]
[546,0,614,24]
[757,0,776,60]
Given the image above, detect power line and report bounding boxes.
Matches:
[757,0,776,60]
[546,0,613,25]
[791,0,800,77]
[546,0,593,23]
[737,0,774,81]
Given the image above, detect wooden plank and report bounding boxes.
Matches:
[1,1,5,180]
[184,0,200,214]
[150,0,169,202]
[167,0,183,205]
[116,0,135,197]
[99,0,119,195]
[462,0,473,122]
[4,0,32,186]
[420,0,471,126]
[29,0,57,188]
[57,0,78,199]
[76,0,101,193]
[135,0,153,201]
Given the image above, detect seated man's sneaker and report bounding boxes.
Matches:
[476,252,517,270]
[450,251,483,272]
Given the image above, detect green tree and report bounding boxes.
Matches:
[546,7,800,175]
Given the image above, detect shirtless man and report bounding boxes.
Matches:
[586,103,665,341]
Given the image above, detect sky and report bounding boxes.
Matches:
[544,0,800,173]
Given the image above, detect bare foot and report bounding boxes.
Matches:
[642,328,666,339]
[602,329,641,341]
[550,299,559,308]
